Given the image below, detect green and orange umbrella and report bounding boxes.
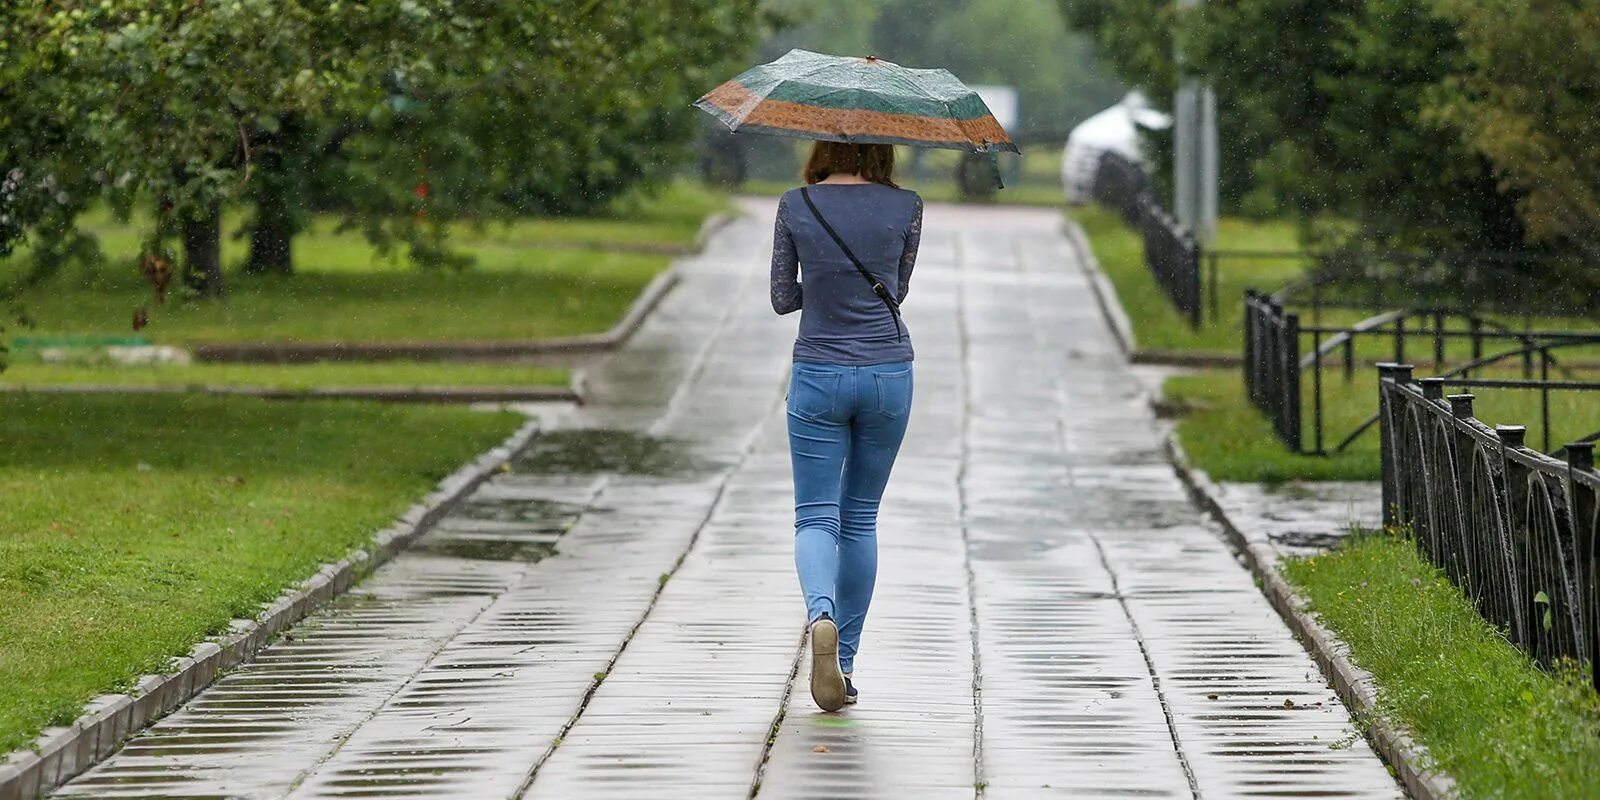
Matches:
[694,49,1019,155]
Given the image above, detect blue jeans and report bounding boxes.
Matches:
[786,361,913,674]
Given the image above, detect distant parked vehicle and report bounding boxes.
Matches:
[1061,91,1171,205]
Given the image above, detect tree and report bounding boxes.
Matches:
[1429,0,1600,263]
[1182,0,1524,251]
[2,0,764,296]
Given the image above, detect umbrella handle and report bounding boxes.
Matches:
[985,146,1005,190]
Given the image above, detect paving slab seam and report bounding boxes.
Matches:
[277,474,614,796]
[1082,531,1201,800]
[745,630,806,800]
[1021,229,1204,799]
[511,371,790,799]
[0,416,544,800]
[955,232,989,798]
[1164,433,1454,800]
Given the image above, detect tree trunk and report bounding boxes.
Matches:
[182,203,225,297]
[246,182,294,275]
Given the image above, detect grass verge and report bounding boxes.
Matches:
[1069,204,1305,355]
[0,361,569,390]
[1166,369,1600,482]
[0,394,522,754]
[1283,534,1600,798]
[2,181,728,348]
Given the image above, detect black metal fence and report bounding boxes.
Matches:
[1379,364,1600,686]
[1244,295,1600,454]
[1087,151,1150,228]
[1090,153,1203,328]
[1300,250,1600,319]
[1243,291,1303,450]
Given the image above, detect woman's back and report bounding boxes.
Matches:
[771,183,923,365]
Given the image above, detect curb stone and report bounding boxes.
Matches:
[187,209,737,365]
[1164,432,1457,800]
[1061,216,1137,358]
[0,416,544,800]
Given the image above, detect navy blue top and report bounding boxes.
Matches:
[770,183,923,365]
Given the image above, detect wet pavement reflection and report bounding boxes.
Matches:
[53,201,1399,799]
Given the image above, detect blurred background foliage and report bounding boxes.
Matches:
[1060,0,1599,263]
[0,0,763,293]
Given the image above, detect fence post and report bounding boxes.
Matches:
[1564,441,1597,690]
[1394,315,1407,366]
[1284,312,1302,452]
[1243,291,1255,403]
[1497,425,1531,651]
[1188,237,1202,330]
[1208,251,1219,324]
[1433,310,1446,369]
[1378,363,1400,528]
[1312,328,1324,454]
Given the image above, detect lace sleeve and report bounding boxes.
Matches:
[770,196,802,314]
[896,195,923,304]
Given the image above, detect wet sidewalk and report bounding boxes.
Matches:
[54,199,1401,799]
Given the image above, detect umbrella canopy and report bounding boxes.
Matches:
[694,49,1019,154]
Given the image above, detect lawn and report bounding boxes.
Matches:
[0,361,569,391]
[0,181,729,348]
[1283,535,1600,799]
[1070,204,1600,362]
[0,394,523,754]
[1069,204,1306,355]
[1167,368,1600,483]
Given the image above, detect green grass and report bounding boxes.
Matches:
[0,361,569,390]
[1070,204,1306,354]
[1283,535,1600,798]
[0,394,523,754]
[9,254,667,344]
[1167,369,1600,482]
[1070,204,1600,361]
[2,181,728,347]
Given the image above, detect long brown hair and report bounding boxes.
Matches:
[803,141,897,187]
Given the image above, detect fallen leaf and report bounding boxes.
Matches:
[1283,698,1296,709]
[813,745,829,753]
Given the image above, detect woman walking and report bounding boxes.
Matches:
[770,141,922,711]
[695,47,1015,712]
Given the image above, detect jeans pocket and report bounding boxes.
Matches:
[790,368,840,420]
[874,367,913,419]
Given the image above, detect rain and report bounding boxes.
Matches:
[2,2,1596,798]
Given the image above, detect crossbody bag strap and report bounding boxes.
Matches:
[799,187,903,341]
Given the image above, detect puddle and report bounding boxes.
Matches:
[411,538,558,562]
[1269,530,1350,550]
[510,429,717,476]
[450,497,582,524]
[411,496,584,561]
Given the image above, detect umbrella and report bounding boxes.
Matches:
[694,49,1019,155]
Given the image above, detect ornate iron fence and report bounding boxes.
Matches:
[1089,153,1203,328]
[1244,295,1600,454]
[1379,364,1599,687]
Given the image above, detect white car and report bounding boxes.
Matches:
[1062,91,1172,204]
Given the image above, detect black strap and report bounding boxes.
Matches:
[799,186,904,341]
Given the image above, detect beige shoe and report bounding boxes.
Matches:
[809,617,846,711]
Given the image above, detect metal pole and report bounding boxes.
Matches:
[1174,0,1216,246]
